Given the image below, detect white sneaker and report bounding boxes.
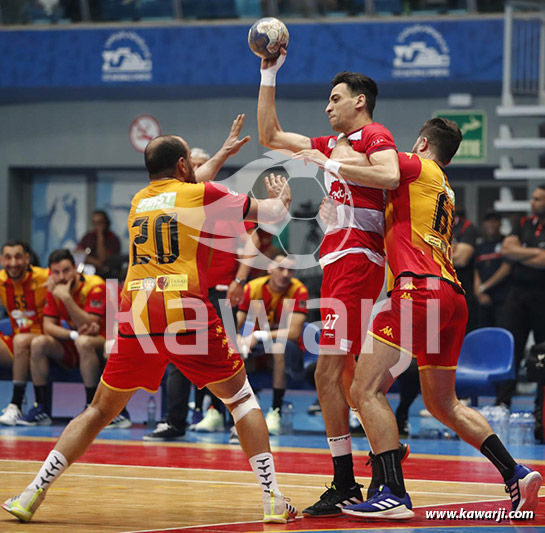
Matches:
[0,403,22,426]
[263,490,297,523]
[191,407,224,432]
[266,407,281,436]
[2,487,46,523]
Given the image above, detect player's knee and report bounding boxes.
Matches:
[12,334,31,355]
[218,377,261,424]
[75,335,94,351]
[30,335,49,358]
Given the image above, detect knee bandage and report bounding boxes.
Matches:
[220,377,261,424]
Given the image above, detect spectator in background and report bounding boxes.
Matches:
[0,241,49,425]
[474,210,512,328]
[17,249,107,426]
[453,205,479,332]
[498,186,545,424]
[237,255,308,435]
[77,210,121,279]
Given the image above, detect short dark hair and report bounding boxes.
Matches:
[92,209,111,231]
[48,249,75,267]
[144,135,189,178]
[2,240,29,254]
[331,71,378,117]
[418,117,462,165]
[483,209,501,222]
[536,184,545,192]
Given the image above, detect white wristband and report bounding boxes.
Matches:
[324,159,342,177]
[260,70,276,87]
[69,330,79,341]
[253,330,271,342]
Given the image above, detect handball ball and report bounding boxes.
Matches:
[248,17,289,59]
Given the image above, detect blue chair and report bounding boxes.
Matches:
[0,318,12,336]
[455,327,515,406]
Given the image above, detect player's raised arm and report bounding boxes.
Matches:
[195,114,251,183]
[245,173,292,224]
[257,50,311,152]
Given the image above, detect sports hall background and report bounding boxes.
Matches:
[1,1,544,532]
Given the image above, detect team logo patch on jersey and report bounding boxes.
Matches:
[380,326,394,338]
[155,275,188,292]
[136,192,177,213]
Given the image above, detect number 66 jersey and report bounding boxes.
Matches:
[120,179,250,337]
[384,152,462,294]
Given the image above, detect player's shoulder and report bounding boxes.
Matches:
[290,277,308,294]
[31,266,50,283]
[82,274,106,290]
[0,270,8,284]
[247,275,269,290]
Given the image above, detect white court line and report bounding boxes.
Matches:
[0,459,512,487]
[0,470,510,499]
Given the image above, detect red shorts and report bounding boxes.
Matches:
[371,276,467,369]
[0,334,13,357]
[59,340,79,370]
[320,253,384,355]
[101,319,244,392]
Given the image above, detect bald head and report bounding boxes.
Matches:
[145,135,190,179]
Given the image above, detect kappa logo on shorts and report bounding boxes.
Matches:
[232,359,241,370]
[400,292,413,300]
[401,282,417,290]
[227,348,234,359]
[222,338,228,347]
[216,324,224,336]
[380,326,394,338]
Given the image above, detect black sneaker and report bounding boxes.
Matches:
[366,442,410,499]
[302,483,363,517]
[143,422,185,441]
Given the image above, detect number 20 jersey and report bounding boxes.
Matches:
[384,153,462,293]
[120,178,250,337]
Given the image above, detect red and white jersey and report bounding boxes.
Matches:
[311,123,396,268]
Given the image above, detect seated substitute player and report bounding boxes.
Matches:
[0,241,49,425]
[17,249,107,426]
[236,254,308,435]
[295,117,543,519]
[3,134,297,525]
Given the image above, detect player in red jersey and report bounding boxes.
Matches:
[257,49,400,516]
[297,117,542,519]
[3,134,298,525]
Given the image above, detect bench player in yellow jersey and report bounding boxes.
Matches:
[3,134,298,525]
[0,241,49,425]
[294,117,542,519]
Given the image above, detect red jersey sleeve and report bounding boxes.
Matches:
[398,153,423,185]
[43,292,60,319]
[204,182,250,222]
[83,284,107,317]
[365,125,397,157]
[292,286,309,315]
[238,284,251,314]
[310,136,333,155]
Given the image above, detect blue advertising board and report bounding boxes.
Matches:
[0,17,505,100]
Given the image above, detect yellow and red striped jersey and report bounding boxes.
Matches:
[239,276,308,327]
[44,274,107,337]
[0,266,49,335]
[120,178,250,336]
[384,152,462,293]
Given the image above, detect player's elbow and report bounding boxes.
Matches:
[258,130,276,149]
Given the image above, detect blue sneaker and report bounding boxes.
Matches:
[342,485,415,520]
[505,464,542,514]
[16,403,52,426]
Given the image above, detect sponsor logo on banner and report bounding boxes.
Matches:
[136,192,177,213]
[102,31,152,82]
[127,277,156,291]
[393,25,450,78]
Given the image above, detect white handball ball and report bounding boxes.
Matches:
[248,17,289,59]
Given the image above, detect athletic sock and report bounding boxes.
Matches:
[375,449,406,498]
[480,434,517,482]
[33,385,48,411]
[328,433,356,489]
[249,452,280,494]
[27,450,68,492]
[11,382,26,409]
[272,388,285,412]
[85,386,97,406]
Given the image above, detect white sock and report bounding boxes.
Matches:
[28,450,68,492]
[249,452,280,494]
[327,433,352,457]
